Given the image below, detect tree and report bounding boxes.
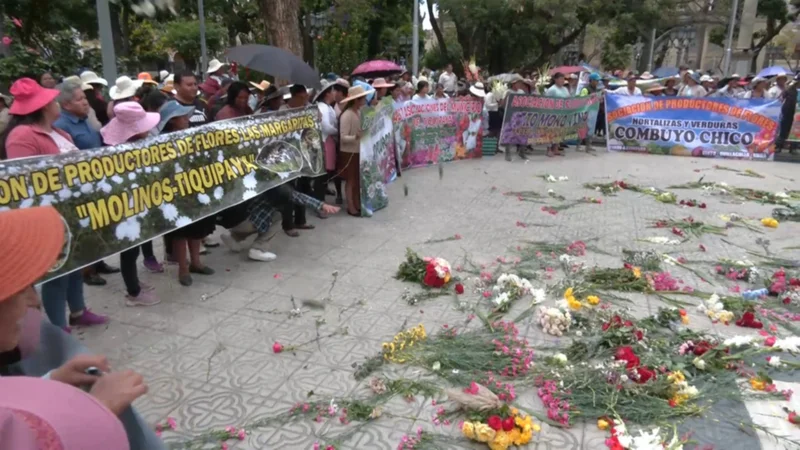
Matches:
[161,19,225,69]
[316,23,367,74]
[746,0,800,72]
[260,0,303,57]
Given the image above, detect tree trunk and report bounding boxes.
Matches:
[427,0,449,60]
[261,0,304,57]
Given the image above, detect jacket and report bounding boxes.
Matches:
[339,108,361,154]
[5,125,75,159]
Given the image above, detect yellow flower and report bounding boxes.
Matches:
[587,295,600,305]
[681,315,690,325]
[750,377,766,391]
[564,287,574,300]
[444,273,451,283]
[462,421,476,440]
[531,422,540,433]
[510,407,519,417]
[474,423,496,443]
[567,297,582,311]
[761,217,779,228]
[668,371,686,384]
[632,267,642,279]
[597,418,610,430]
[718,310,734,324]
[518,430,533,444]
[508,428,522,445]
[490,430,512,450]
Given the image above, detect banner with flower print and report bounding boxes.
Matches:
[0,107,324,282]
[498,93,601,146]
[392,97,484,169]
[359,98,396,217]
[605,95,782,160]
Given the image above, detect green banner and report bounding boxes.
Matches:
[0,107,324,282]
[499,93,601,145]
[360,98,396,217]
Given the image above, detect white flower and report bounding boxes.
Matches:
[217,150,225,163]
[72,191,81,198]
[545,175,556,182]
[79,217,90,228]
[160,203,179,222]
[722,335,755,348]
[553,353,568,364]
[111,175,124,184]
[494,292,510,307]
[80,183,94,194]
[775,191,790,199]
[662,255,679,266]
[558,254,572,264]
[153,166,160,173]
[97,180,112,193]
[243,172,257,189]
[557,176,568,181]
[20,198,34,208]
[128,172,136,181]
[175,216,192,227]
[115,217,141,241]
[692,357,706,370]
[718,182,728,187]
[243,189,257,200]
[57,186,72,200]
[197,193,211,205]
[530,288,546,305]
[213,186,224,200]
[620,374,629,382]
[174,163,183,173]
[432,361,441,371]
[774,336,800,353]
[547,189,555,194]
[145,166,152,173]
[641,236,681,245]
[768,356,782,367]
[39,195,55,206]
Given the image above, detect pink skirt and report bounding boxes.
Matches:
[324,136,337,172]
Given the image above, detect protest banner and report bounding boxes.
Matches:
[360,98,397,217]
[393,98,484,169]
[0,107,324,282]
[605,95,781,160]
[498,93,601,146]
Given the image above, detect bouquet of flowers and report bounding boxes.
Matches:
[537,306,572,336]
[461,408,539,450]
[491,273,538,312]
[396,249,453,288]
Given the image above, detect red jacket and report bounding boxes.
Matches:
[6,125,74,159]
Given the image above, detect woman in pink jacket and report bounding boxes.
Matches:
[0,78,109,331]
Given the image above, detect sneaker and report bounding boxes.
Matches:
[143,257,164,273]
[248,248,277,262]
[125,290,161,307]
[139,282,156,293]
[202,236,220,248]
[220,233,242,252]
[68,309,110,327]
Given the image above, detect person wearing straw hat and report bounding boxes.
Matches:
[678,72,706,97]
[0,92,10,134]
[106,76,144,120]
[714,74,743,98]
[0,78,111,330]
[371,78,395,103]
[339,86,369,216]
[699,74,714,95]
[767,71,790,99]
[612,73,642,96]
[315,79,343,204]
[80,71,110,125]
[663,77,679,97]
[646,85,666,97]
[100,102,163,307]
[742,77,769,98]
[249,80,270,110]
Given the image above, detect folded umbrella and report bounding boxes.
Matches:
[225,45,321,89]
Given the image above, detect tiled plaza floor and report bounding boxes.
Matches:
[76,150,800,449]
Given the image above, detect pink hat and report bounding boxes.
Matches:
[0,376,129,450]
[101,102,160,146]
[8,78,58,116]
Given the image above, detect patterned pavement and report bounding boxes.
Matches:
[74,150,800,449]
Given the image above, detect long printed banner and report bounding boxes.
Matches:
[360,98,397,217]
[605,95,781,160]
[393,98,484,168]
[499,93,601,145]
[0,107,324,281]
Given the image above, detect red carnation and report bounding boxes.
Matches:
[693,341,714,356]
[614,346,640,369]
[487,415,503,431]
[735,311,763,329]
[765,336,777,347]
[501,417,515,431]
[699,203,707,209]
[633,329,644,341]
[423,263,445,288]
[634,366,656,384]
[455,283,465,295]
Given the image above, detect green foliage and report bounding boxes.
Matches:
[128,20,166,66]
[600,42,632,71]
[161,19,226,67]
[422,43,463,71]
[316,23,368,75]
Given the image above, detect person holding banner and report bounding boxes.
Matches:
[413,81,431,100]
[767,72,789,100]
[315,80,343,206]
[544,72,571,157]
[742,77,769,99]
[677,72,706,97]
[0,78,110,331]
[611,73,642,96]
[339,86,369,216]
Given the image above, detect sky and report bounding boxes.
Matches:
[421,0,434,31]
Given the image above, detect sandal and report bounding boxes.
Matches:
[189,265,215,275]
[179,273,193,286]
[284,229,300,237]
[295,224,315,230]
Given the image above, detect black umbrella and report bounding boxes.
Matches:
[225,45,321,89]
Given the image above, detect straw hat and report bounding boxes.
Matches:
[250,80,271,92]
[101,102,160,145]
[640,71,654,80]
[313,79,338,102]
[159,81,175,94]
[699,74,713,83]
[8,78,58,115]
[372,78,395,89]
[0,207,65,301]
[79,71,108,87]
[646,85,666,93]
[469,82,486,97]
[335,77,351,88]
[340,85,370,104]
[62,76,92,92]
[109,76,143,100]
[207,58,227,73]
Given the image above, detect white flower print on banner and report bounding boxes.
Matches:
[197,193,211,205]
[111,175,124,184]
[115,217,141,241]
[20,198,34,208]
[243,172,257,189]
[57,186,72,200]
[174,163,183,174]
[128,172,136,180]
[72,191,81,198]
[217,150,224,163]
[160,203,179,222]
[39,195,55,206]
[97,179,113,193]
[80,183,94,194]
[79,217,91,228]
[213,186,224,200]
[175,216,192,227]
[243,189,257,200]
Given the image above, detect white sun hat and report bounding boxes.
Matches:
[79,71,108,87]
[109,76,144,100]
[469,82,486,97]
[206,59,227,74]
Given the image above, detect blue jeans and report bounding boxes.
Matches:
[40,272,85,327]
